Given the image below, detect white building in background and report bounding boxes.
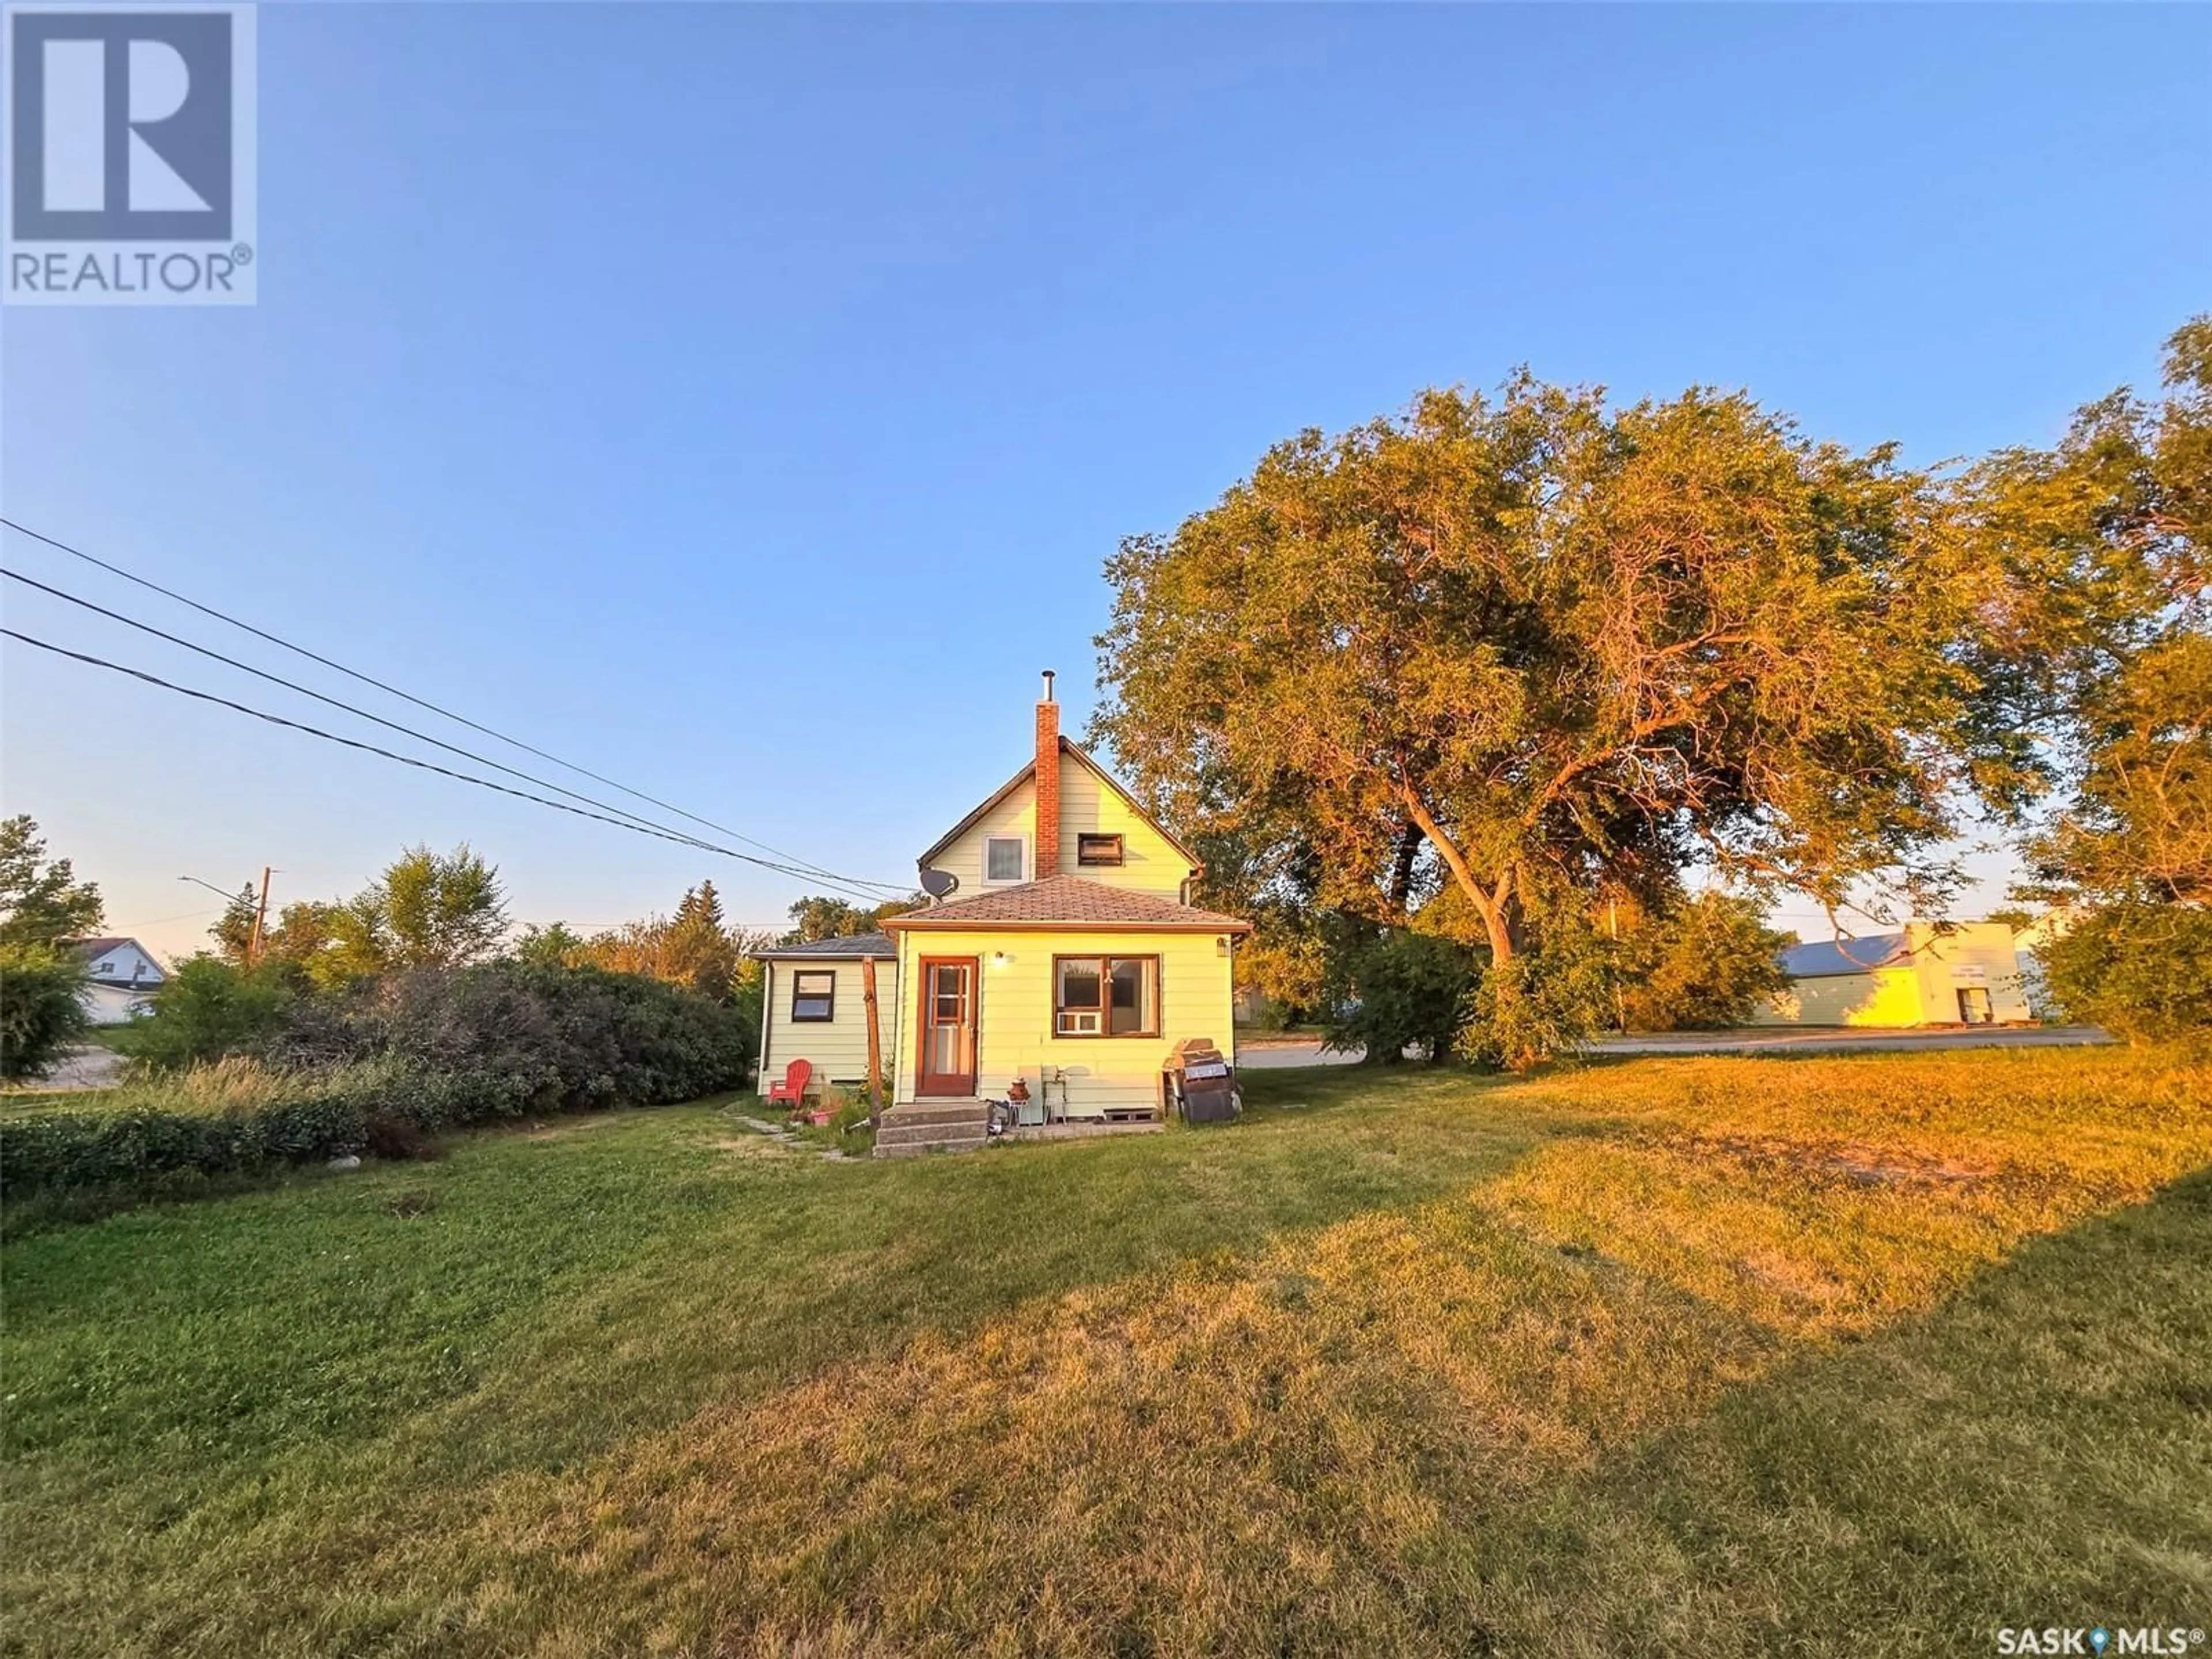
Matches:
[2011,910,2077,1020]
[1753,921,2031,1028]
[66,936,167,1024]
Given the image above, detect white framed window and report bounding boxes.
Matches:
[983,835,1027,884]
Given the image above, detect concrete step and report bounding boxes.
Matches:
[880,1102,991,1130]
[873,1130,990,1158]
[874,1117,988,1145]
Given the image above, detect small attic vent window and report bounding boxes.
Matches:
[1077,834,1124,868]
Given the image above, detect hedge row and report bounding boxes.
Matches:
[0,1093,367,1200]
[2,963,753,1208]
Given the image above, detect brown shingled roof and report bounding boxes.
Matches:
[881,874,1250,933]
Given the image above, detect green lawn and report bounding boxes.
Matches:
[4,1051,2209,1657]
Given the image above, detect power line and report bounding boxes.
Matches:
[5,627,899,901]
[0,516,910,896]
[2,564,899,903]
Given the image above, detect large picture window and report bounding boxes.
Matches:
[790,969,836,1021]
[1054,955,1159,1037]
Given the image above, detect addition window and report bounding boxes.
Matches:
[1076,833,1125,868]
[983,835,1027,884]
[790,969,837,1022]
[1054,955,1160,1037]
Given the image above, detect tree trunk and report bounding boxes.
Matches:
[1387,820,1423,916]
[1396,787,1516,963]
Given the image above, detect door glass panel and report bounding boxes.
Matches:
[928,1024,960,1073]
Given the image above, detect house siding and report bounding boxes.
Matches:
[759,959,898,1094]
[929,787,1043,895]
[1754,968,1925,1026]
[1903,924,2032,1023]
[892,926,1236,1116]
[1048,763,1189,895]
[928,764,1192,902]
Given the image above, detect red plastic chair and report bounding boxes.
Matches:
[766,1058,812,1111]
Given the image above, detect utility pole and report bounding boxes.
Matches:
[248,866,273,965]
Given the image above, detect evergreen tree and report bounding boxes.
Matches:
[665,881,739,1002]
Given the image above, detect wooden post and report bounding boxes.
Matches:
[861,955,884,1124]
[247,866,272,965]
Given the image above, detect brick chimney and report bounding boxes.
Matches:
[1034,669,1060,877]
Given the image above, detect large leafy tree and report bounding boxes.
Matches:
[252,846,509,990]
[780,892,921,945]
[374,843,509,969]
[0,815,104,946]
[567,880,774,1006]
[1974,319,2210,912]
[1618,892,1792,1033]
[1095,376,2018,969]
[1972,319,2211,1042]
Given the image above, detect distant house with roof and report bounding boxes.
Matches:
[65,936,166,1024]
[1752,922,2029,1028]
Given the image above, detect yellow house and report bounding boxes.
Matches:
[873,675,1249,1155]
[1752,922,2032,1028]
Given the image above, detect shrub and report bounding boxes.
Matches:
[829,1091,876,1136]
[1619,893,1791,1032]
[2,963,754,1213]
[1463,926,1615,1071]
[0,944,91,1080]
[0,1090,366,1202]
[122,957,294,1071]
[2042,902,2212,1046]
[266,960,751,1122]
[1324,930,1481,1065]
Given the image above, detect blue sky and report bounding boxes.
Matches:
[5,3,2209,959]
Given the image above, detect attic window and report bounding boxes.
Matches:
[1076,834,1124,868]
[983,835,1026,884]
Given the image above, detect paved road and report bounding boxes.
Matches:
[16,1044,128,1092]
[1586,1025,2112,1055]
[1236,1038,1366,1069]
[1237,1026,2112,1067]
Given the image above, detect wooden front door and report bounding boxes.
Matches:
[916,957,979,1096]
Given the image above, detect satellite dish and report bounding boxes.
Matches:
[919,868,959,900]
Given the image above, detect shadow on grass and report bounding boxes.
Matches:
[1468,1168,2212,1657]
[6,1050,2207,1658]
